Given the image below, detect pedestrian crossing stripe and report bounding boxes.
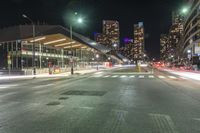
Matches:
[149,75,154,78]
[168,76,177,79]
[158,76,165,79]
[91,75,188,80]
[139,75,145,78]
[180,77,188,79]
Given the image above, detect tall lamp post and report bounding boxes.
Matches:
[96,54,99,70]
[69,13,83,75]
[22,14,36,75]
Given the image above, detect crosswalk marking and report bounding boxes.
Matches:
[129,75,135,78]
[120,75,127,78]
[139,75,145,78]
[0,84,19,90]
[149,75,154,78]
[33,84,55,89]
[180,77,188,79]
[168,76,177,79]
[91,75,184,80]
[158,75,165,79]
[112,75,118,78]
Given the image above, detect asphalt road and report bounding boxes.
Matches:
[0,67,200,133]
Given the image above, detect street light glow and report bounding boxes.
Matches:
[181,7,189,14]
[22,14,27,18]
[77,18,83,23]
[187,50,191,54]
[96,54,99,58]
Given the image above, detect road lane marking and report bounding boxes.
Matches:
[92,75,102,78]
[33,84,55,89]
[149,113,178,133]
[120,75,127,78]
[78,106,94,110]
[112,75,118,78]
[104,75,110,78]
[0,84,19,89]
[149,75,154,78]
[129,75,135,78]
[180,77,188,80]
[158,75,165,79]
[168,76,177,79]
[138,75,145,78]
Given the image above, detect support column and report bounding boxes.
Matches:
[39,44,42,69]
[16,41,18,69]
[61,49,64,68]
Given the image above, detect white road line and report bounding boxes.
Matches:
[129,75,135,78]
[92,75,102,78]
[193,118,200,121]
[158,75,165,79]
[104,75,110,78]
[120,75,127,78]
[168,76,177,79]
[33,84,55,89]
[180,77,188,80]
[112,75,118,78]
[138,75,145,78]
[149,75,154,78]
[0,84,19,90]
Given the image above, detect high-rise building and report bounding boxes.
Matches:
[103,20,120,46]
[168,11,184,60]
[96,20,120,48]
[160,34,169,61]
[121,38,134,60]
[182,0,200,66]
[133,22,145,60]
[94,33,109,46]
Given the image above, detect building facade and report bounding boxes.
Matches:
[160,11,184,63]
[95,20,120,48]
[160,34,169,61]
[133,22,145,60]
[0,25,117,75]
[182,0,200,66]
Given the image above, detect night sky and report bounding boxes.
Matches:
[0,0,185,58]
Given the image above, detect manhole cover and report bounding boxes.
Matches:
[61,90,107,96]
[59,97,69,100]
[46,101,60,106]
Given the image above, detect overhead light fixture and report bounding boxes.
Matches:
[55,41,76,47]
[90,42,97,45]
[44,38,66,45]
[30,37,46,42]
[64,44,82,49]
[81,46,87,49]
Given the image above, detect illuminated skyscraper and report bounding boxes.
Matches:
[133,22,145,60]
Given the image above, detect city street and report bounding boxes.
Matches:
[0,67,200,133]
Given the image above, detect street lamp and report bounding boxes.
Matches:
[187,49,191,54]
[22,14,36,75]
[96,54,99,70]
[181,7,189,14]
[69,13,84,75]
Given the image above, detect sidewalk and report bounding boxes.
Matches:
[158,67,200,81]
[0,69,98,80]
